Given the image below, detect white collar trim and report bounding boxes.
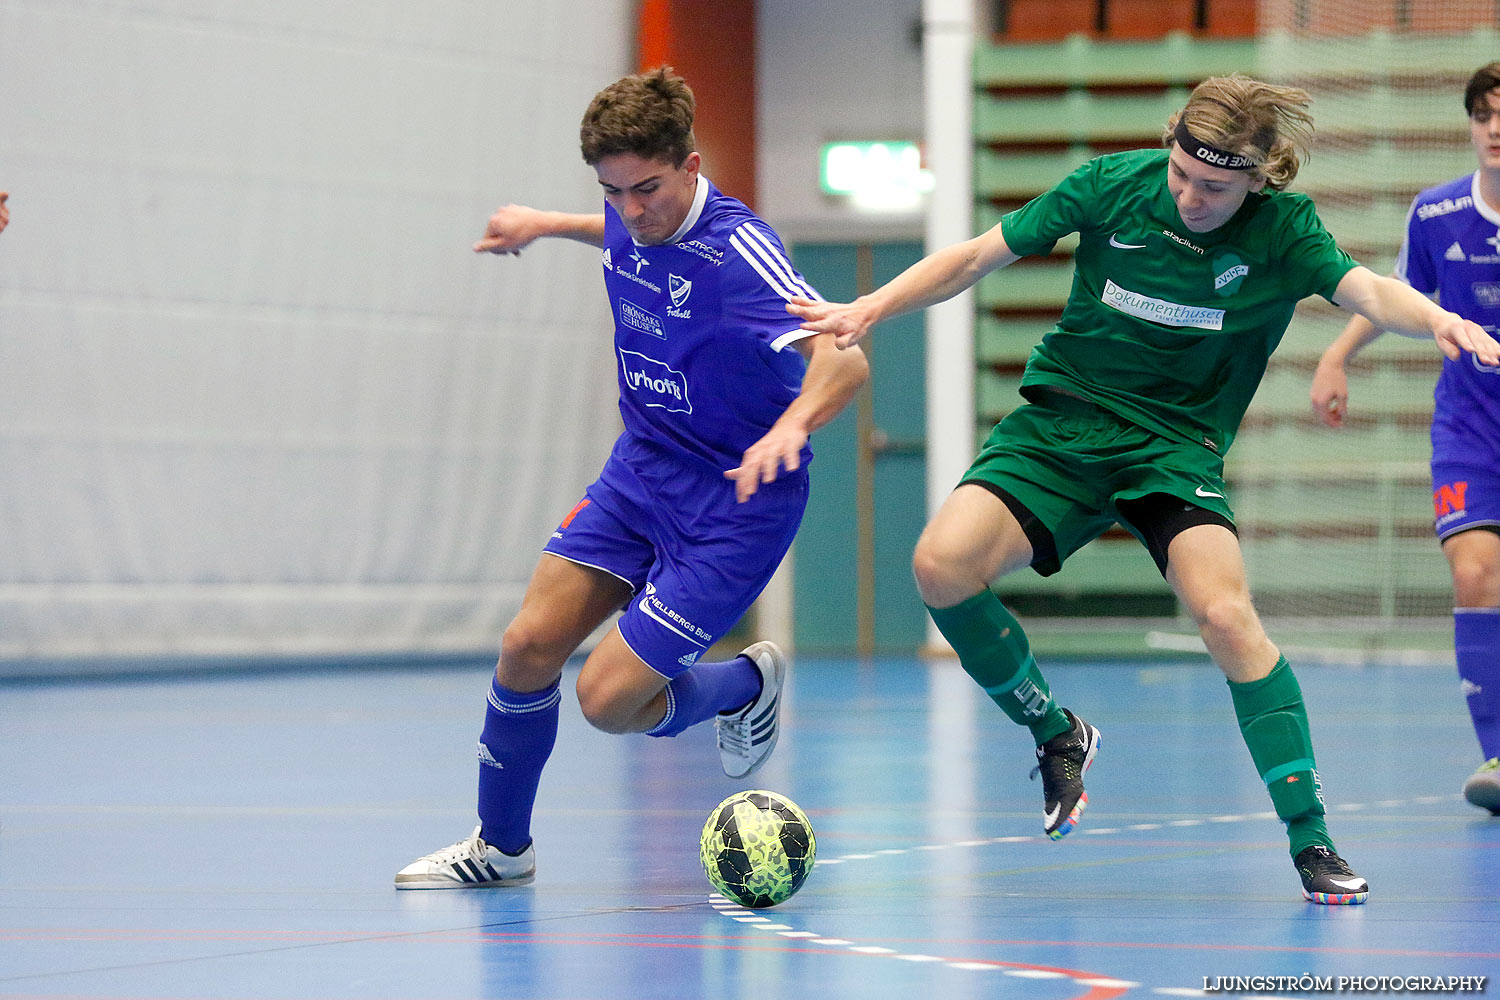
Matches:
[638,174,709,246]
[1471,171,1500,226]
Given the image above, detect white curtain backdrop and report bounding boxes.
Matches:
[0,1,631,666]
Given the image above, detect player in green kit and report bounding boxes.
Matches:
[789,75,1500,904]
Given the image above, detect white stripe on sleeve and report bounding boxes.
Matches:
[730,223,823,301]
[769,329,818,352]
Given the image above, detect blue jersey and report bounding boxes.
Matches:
[601,175,820,472]
[1397,172,1500,433]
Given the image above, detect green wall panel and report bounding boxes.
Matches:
[788,241,928,654]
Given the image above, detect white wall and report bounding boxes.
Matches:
[0,1,632,665]
[756,0,927,242]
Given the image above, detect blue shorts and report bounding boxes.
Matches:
[543,436,808,678]
[1432,409,1500,541]
[1432,463,1500,541]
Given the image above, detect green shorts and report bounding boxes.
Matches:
[960,392,1236,576]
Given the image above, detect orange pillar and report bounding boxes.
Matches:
[637,0,758,209]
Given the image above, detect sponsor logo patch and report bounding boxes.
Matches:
[619,349,692,413]
[681,239,726,265]
[638,582,714,646]
[1101,279,1225,330]
[1434,480,1469,520]
[1417,196,1473,221]
[1162,229,1205,254]
[619,298,666,339]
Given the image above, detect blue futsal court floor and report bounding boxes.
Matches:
[2,655,1496,999]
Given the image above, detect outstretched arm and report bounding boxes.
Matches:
[724,332,870,502]
[784,222,1020,349]
[473,204,606,254]
[1331,266,1498,365]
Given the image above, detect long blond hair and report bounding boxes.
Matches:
[1163,74,1314,191]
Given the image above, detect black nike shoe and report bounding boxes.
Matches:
[1031,708,1101,840]
[1294,845,1369,904]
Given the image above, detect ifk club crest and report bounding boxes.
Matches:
[669,273,693,308]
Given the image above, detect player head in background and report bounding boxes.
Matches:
[1465,61,1500,172]
[580,67,702,246]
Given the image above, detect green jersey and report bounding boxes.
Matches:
[1000,148,1358,455]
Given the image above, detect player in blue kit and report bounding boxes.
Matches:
[1312,63,1500,815]
[394,68,868,888]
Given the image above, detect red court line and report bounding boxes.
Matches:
[7,925,1495,961]
[0,928,1132,1000]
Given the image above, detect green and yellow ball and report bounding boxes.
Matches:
[700,789,816,908]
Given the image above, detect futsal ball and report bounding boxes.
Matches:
[699,789,816,908]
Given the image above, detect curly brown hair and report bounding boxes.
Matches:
[1163,74,1314,191]
[579,66,697,167]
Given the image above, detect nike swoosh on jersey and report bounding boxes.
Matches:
[1109,234,1147,249]
[1195,486,1224,498]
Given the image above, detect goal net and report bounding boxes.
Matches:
[1219,0,1497,659]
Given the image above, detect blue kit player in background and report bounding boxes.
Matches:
[1312,62,1500,815]
[395,67,869,887]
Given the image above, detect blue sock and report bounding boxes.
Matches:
[645,655,761,738]
[477,675,561,854]
[1456,609,1500,760]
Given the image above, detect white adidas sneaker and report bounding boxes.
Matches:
[715,640,787,780]
[394,826,535,889]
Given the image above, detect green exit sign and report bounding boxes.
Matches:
[819,141,934,210]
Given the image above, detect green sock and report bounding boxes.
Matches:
[927,590,1071,744]
[1228,656,1331,858]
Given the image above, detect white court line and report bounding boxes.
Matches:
[707,894,1137,989]
[811,795,1446,877]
